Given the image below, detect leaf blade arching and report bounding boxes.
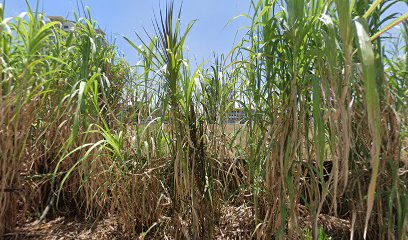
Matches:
[354,17,381,240]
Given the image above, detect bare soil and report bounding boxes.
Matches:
[2,203,351,240]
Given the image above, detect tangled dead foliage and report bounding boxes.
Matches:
[3,217,120,240]
[4,203,255,240]
[214,203,254,239]
[3,204,356,240]
[301,214,351,240]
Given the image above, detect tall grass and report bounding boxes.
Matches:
[0,0,407,239]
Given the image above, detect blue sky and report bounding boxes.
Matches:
[5,1,408,65]
[6,0,251,65]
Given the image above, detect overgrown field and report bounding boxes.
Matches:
[1,0,407,239]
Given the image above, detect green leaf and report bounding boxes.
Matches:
[363,0,384,19]
[370,13,408,41]
[354,17,381,239]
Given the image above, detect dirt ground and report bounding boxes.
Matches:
[2,203,350,240]
[1,204,253,240]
